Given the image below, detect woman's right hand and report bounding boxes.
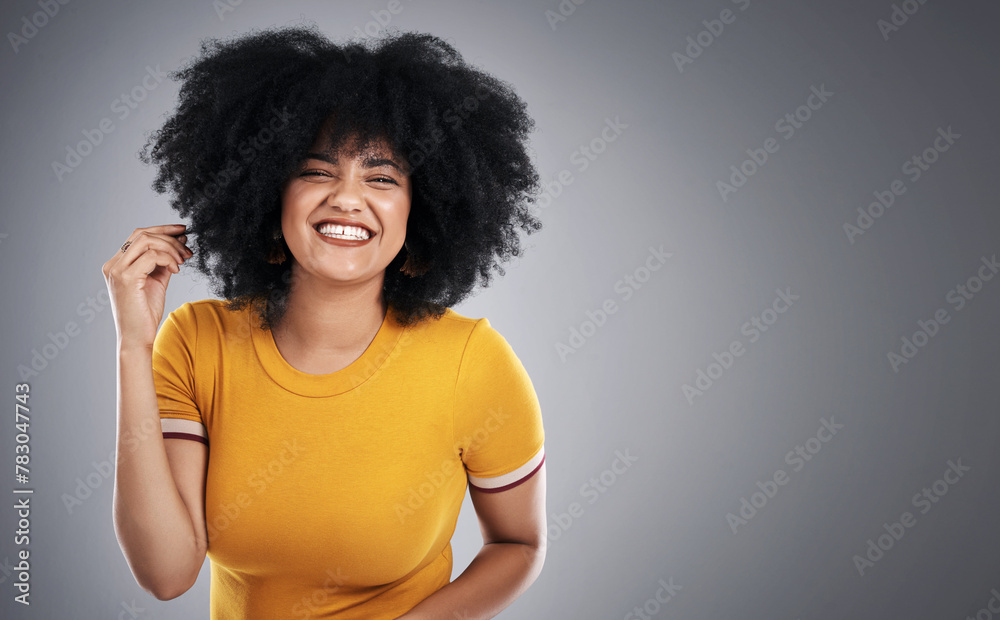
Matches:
[102,224,193,349]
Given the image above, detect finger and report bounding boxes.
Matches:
[147,231,191,263]
[120,232,187,267]
[126,249,180,276]
[124,225,190,256]
[153,230,193,260]
[115,238,183,277]
[134,224,187,236]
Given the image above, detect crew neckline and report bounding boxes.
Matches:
[249,302,407,397]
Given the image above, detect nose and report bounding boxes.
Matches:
[325,176,365,212]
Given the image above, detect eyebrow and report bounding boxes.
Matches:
[306,152,407,174]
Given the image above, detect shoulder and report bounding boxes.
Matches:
[406,307,518,353]
[399,306,486,343]
[427,310,528,378]
[174,297,240,316]
[158,298,255,352]
[394,306,522,368]
[165,298,221,320]
[419,306,483,328]
[166,298,250,329]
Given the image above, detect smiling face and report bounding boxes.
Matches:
[279,130,412,289]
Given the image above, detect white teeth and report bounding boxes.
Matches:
[317,223,371,240]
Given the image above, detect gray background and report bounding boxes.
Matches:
[2,0,999,618]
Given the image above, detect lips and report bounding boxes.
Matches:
[312,217,376,237]
[313,224,374,247]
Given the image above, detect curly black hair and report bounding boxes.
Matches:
[139,24,542,329]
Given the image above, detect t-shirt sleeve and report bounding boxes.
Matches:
[151,302,208,446]
[453,318,545,493]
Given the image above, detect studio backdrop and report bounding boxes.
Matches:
[2,0,999,618]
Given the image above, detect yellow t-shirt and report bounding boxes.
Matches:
[151,299,545,619]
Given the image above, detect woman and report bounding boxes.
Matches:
[103,25,546,619]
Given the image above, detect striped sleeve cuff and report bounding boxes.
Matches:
[161,417,208,446]
[467,445,545,493]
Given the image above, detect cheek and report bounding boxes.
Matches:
[381,198,411,242]
[280,189,314,229]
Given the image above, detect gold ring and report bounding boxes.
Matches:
[121,240,133,253]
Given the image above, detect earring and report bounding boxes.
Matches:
[266,228,287,265]
[399,240,430,277]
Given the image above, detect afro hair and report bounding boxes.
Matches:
[140,24,542,330]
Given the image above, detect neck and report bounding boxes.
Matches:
[273,263,388,358]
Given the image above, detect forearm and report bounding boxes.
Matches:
[112,345,204,599]
[397,541,545,620]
